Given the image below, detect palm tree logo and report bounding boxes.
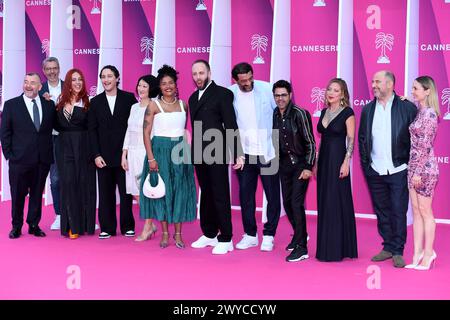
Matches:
[140,37,154,65]
[90,0,101,15]
[442,88,450,120]
[313,0,326,7]
[42,39,50,58]
[251,34,268,64]
[0,0,4,18]
[375,32,394,64]
[89,86,97,98]
[311,87,325,117]
[196,0,207,11]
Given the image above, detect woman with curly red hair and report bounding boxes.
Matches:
[56,69,96,239]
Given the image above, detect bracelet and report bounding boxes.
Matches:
[148,158,156,162]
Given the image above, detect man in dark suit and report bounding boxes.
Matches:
[1,73,56,239]
[189,59,244,255]
[359,70,417,268]
[39,56,63,230]
[88,65,137,239]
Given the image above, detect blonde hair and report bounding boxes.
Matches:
[325,78,350,108]
[415,76,440,116]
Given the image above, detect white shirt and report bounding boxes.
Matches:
[371,94,407,175]
[48,80,62,104]
[47,80,62,135]
[198,81,212,100]
[106,95,117,115]
[23,95,42,126]
[235,89,264,155]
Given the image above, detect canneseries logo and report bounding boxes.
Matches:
[140,36,154,65]
[311,87,326,117]
[375,32,394,64]
[90,0,101,15]
[251,34,269,64]
[196,0,207,11]
[42,39,50,58]
[89,86,97,98]
[313,0,326,6]
[442,88,450,120]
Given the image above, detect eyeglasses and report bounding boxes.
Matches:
[44,67,59,72]
[273,93,289,98]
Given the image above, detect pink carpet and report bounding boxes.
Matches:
[1,201,449,300]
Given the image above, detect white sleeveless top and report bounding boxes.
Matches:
[151,99,186,138]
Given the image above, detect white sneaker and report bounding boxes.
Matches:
[212,241,234,255]
[191,235,219,248]
[50,215,60,230]
[236,234,258,250]
[260,235,274,252]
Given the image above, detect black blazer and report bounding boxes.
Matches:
[358,93,417,173]
[39,80,64,98]
[88,89,137,167]
[0,95,56,165]
[188,81,243,164]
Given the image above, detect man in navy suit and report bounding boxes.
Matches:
[39,56,63,230]
[1,73,56,239]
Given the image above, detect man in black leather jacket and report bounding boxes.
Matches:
[358,70,417,268]
[272,80,316,262]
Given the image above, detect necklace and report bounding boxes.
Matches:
[161,97,177,105]
[325,106,343,124]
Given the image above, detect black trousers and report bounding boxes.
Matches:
[195,163,232,242]
[97,166,134,235]
[236,154,281,237]
[9,162,50,230]
[365,167,408,256]
[279,161,309,248]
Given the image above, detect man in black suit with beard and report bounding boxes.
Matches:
[1,73,56,239]
[88,65,137,239]
[189,59,244,255]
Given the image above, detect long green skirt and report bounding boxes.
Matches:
[139,136,197,223]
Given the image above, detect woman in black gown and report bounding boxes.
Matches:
[316,78,358,261]
[56,69,96,238]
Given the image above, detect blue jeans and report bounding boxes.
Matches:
[50,135,61,215]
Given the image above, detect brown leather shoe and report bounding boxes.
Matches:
[371,250,393,261]
[393,255,406,268]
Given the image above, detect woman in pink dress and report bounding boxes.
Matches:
[405,76,440,270]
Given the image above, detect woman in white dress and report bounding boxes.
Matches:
[121,75,160,241]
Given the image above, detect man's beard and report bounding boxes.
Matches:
[196,77,210,90]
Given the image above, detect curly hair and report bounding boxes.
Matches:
[156,64,178,84]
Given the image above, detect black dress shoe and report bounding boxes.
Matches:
[9,229,22,239]
[28,226,46,237]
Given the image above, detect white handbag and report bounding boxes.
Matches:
[142,172,166,199]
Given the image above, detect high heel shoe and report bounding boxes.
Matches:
[405,251,424,269]
[135,223,157,242]
[69,229,79,239]
[173,232,185,249]
[414,251,437,270]
[160,232,169,248]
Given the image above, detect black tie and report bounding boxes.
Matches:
[32,98,40,131]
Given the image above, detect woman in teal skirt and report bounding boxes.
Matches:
[140,65,197,249]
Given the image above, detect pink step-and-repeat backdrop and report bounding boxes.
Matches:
[122,0,156,94]
[73,0,101,97]
[1,0,450,220]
